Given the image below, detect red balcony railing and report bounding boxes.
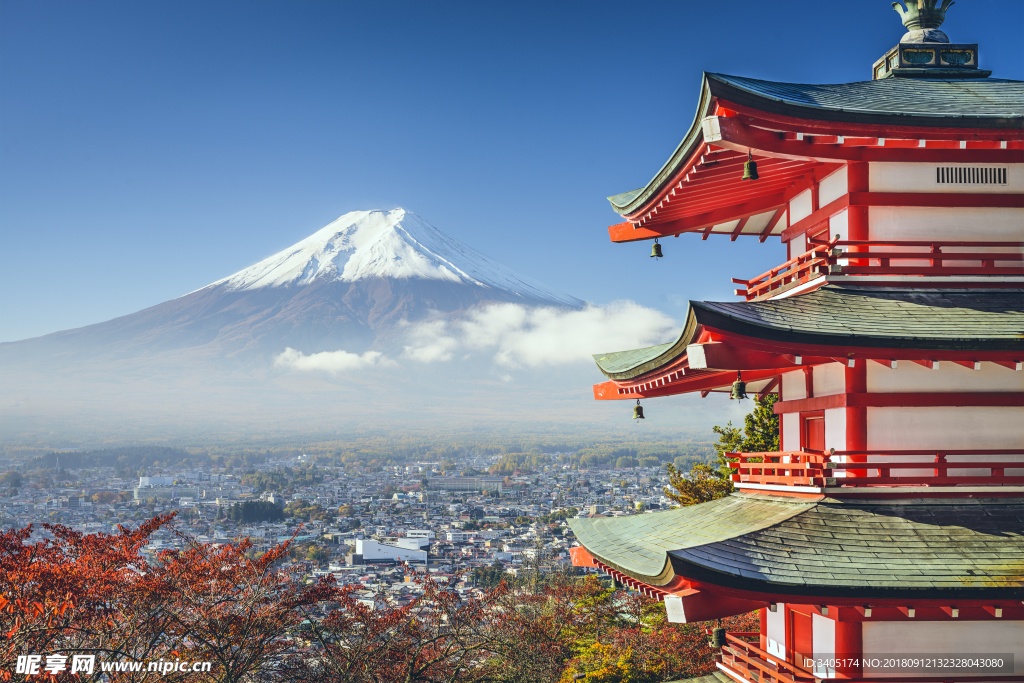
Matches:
[727,450,1024,489]
[733,239,1024,301]
[718,630,1024,683]
[733,240,835,301]
[720,631,812,683]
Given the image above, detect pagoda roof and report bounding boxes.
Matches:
[568,493,1024,600]
[609,73,1024,217]
[594,287,1024,381]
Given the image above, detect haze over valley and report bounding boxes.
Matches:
[1,209,745,448]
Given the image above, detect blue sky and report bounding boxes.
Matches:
[2,0,1021,342]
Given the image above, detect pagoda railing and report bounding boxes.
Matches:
[727,450,1024,488]
[719,631,1024,683]
[733,239,1024,301]
[720,631,813,683]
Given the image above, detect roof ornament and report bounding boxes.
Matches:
[892,0,954,43]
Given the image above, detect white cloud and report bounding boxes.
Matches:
[402,302,676,368]
[274,347,397,374]
[402,320,460,363]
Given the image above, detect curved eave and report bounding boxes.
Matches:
[593,306,699,381]
[607,74,715,217]
[692,288,1024,353]
[607,73,1024,218]
[710,73,1024,131]
[569,494,1024,601]
[593,288,1024,382]
[567,494,812,586]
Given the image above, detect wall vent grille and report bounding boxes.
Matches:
[937,166,1007,185]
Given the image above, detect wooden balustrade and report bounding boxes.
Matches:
[734,239,1024,301]
[718,631,1024,683]
[726,450,1024,489]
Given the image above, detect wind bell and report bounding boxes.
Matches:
[633,399,645,419]
[730,371,748,400]
[650,239,663,259]
[741,150,759,181]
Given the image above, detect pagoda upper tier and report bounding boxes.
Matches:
[594,287,1022,389]
[606,73,1022,244]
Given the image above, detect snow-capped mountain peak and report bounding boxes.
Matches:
[210,209,581,307]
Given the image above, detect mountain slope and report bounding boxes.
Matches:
[212,209,580,306]
[0,209,583,365]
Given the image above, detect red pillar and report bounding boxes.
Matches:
[847,162,869,266]
[845,361,867,476]
[834,614,863,679]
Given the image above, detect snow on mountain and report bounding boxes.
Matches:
[209,209,582,308]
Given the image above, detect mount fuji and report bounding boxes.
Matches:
[1,209,583,366]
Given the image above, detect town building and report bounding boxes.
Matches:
[570,3,1024,682]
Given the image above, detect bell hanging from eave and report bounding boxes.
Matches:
[741,150,759,181]
[633,399,645,419]
[730,371,747,400]
[710,626,726,648]
[650,239,663,259]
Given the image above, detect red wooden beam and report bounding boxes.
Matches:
[757,375,781,399]
[759,208,786,243]
[687,341,828,371]
[704,113,1024,163]
[610,192,788,243]
[774,392,1024,414]
[702,327,1024,366]
[729,216,750,241]
[593,368,789,400]
[719,99,1024,141]
[781,192,1024,242]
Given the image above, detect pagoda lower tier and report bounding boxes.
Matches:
[568,494,1024,681]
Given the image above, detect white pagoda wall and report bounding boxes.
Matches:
[862,621,1024,676]
[779,362,1023,475]
[867,362,1023,393]
[786,163,1023,251]
[869,162,1024,194]
[869,206,1023,242]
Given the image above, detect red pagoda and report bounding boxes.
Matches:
[569,2,1023,682]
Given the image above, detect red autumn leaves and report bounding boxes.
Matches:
[1,514,755,683]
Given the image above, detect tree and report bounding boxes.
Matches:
[1,513,763,683]
[662,463,733,507]
[742,393,780,453]
[306,545,329,564]
[0,472,23,488]
[666,394,780,507]
[229,500,285,523]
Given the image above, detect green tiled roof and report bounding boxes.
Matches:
[712,74,1024,122]
[570,494,1024,600]
[593,287,1024,380]
[609,73,1024,216]
[694,287,1024,351]
[568,495,811,582]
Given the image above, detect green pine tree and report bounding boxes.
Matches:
[665,393,780,506]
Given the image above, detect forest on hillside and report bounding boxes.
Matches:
[5,430,718,478]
